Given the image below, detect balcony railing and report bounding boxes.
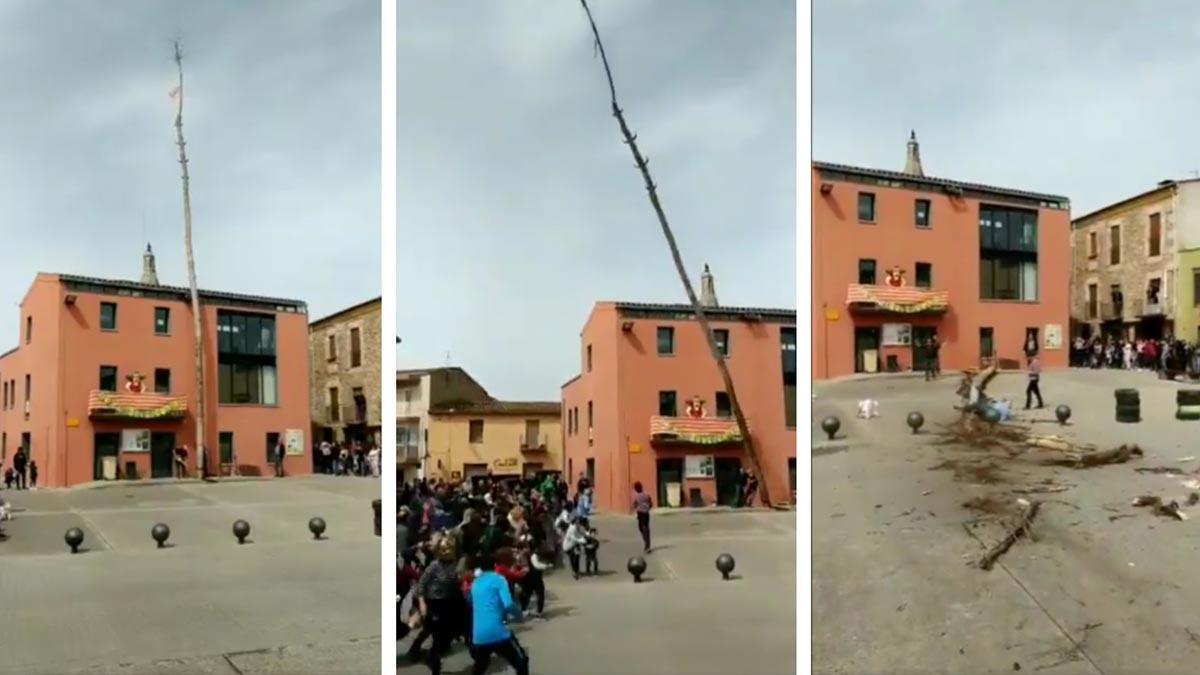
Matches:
[396,444,420,463]
[342,405,368,424]
[649,415,742,445]
[88,390,187,420]
[1100,301,1123,321]
[520,434,548,452]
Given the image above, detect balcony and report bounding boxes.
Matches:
[1132,297,1165,318]
[396,444,421,463]
[1100,301,1124,321]
[341,404,369,424]
[520,434,548,453]
[88,390,187,421]
[846,284,949,315]
[649,415,743,446]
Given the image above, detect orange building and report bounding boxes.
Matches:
[562,272,796,513]
[812,134,1072,379]
[0,248,312,487]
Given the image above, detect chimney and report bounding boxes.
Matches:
[903,130,924,177]
[700,264,718,308]
[141,243,160,285]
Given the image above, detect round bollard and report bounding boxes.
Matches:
[232,519,250,545]
[64,527,84,554]
[151,523,170,549]
[715,553,736,580]
[906,412,925,434]
[1055,404,1071,425]
[821,416,841,440]
[627,555,647,583]
[308,516,327,540]
[983,407,1002,425]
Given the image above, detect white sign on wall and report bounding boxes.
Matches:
[882,323,913,346]
[1044,324,1063,350]
[285,429,305,456]
[122,429,150,452]
[685,455,714,479]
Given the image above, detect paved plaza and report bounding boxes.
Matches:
[397,509,797,675]
[0,476,381,675]
[814,368,1200,675]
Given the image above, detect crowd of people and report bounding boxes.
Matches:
[397,471,648,674]
[313,439,380,477]
[1070,335,1200,376]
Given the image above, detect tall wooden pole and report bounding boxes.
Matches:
[173,42,213,478]
[579,1,774,507]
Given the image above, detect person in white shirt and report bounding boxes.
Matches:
[562,518,587,580]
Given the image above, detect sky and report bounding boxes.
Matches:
[398,0,797,400]
[814,0,1200,219]
[0,0,380,345]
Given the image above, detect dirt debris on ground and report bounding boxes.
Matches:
[1131,495,1188,521]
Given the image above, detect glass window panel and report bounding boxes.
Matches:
[262,365,277,406]
[245,316,261,355]
[231,315,246,354]
[262,319,275,356]
[219,363,232,403]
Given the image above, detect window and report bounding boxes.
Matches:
[858,259,877,285]
[586,458,595,485]
[1148,278,1162,305]
[1109,225,1121,265]
[216,311,277,405]
[980,206,1038,301]
[1087,231,1098,259]
[858,192,876,222]
[469,419,484,443]
[980,327,994,358]
[219,432,234,464]
[1110,285,1123,315]
[25,316,31,344]
[327,334,337,362]
[915,199,931,228]
[915,262,932,288]
[713,329,730,356]
[658,391,677,417]
[154,307,170,335]
[587,401,593,431]
[350,327,362,367]
[1149,213,1162,257]
[266,432,280,462]
[154,368,170,394]
[100,302,117,330]
[1087,283,1098,319]
[781,327,796,428]
[99,366,118,392]
[586,345,592,372]
[656,327,674,356]
[1193,269,1200,306]
[715,391,732,418]
[329,387,340,422]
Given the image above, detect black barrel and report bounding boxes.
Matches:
[1178,390,1200,420]
[1115,388,1140,423]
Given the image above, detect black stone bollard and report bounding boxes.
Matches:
[627,555,647,583]
[1055,404,1071,425]
[372,499,382,538]
[308,516,327,540]
[65,527,84,554]
[906,412,925,434]
[151,523,170,549]
[232,519,250,544]
[821,416,841,440]
[715,553,736,580]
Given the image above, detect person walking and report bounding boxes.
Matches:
[562,517,587,579]
[413,537,467,674]
[1025,354,1044,410]
[468,550,531,675]
[632,481,653,552]
[13,447,27,490]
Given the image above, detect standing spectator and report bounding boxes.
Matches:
[29,460,38,489]
[274,436,287,478]
[13,447,27,490]
[319,439,333,474]
[929,335,941,378]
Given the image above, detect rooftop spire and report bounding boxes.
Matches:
[141,243,160,286]
[699,264,718,308]
[903,130,924,177]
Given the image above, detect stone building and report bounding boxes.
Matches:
[1070,180,1200,342]
[309,297,381,448]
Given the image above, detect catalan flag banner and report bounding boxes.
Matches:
[650,416,743,445]
[89,391,187,420]
[846,284,949,314]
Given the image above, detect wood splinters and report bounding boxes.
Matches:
[978,501,1041,571]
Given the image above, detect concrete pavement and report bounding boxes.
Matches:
[0,476,381,674]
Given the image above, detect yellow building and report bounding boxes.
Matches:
[427,400,562,481]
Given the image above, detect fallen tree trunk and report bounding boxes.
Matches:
[978,500,1041,571]
[1042,444,1143,469]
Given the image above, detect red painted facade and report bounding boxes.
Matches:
[812,161,1073,379]
[562,301,797,513]
[0,273,311,487]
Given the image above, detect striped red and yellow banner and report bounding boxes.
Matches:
[650,416,743,444]
[88,390,188,420]
[846,284,949,313]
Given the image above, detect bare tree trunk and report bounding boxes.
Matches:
[579,1,774,507]
[173,42,216,478]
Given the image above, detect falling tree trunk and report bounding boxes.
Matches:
[173,42,215,478]
[579,1,774,508]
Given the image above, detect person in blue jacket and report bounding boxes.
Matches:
[469,549,530,675]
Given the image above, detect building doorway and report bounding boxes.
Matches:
[854,326,881,373]
[463,463,488,480]
[150,432,176,479]
[912,326,938,372]
[714,457,741,506]
[656,458,683,508]
[94,432,120,481]
[522,462,543,479]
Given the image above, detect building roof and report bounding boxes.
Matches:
[611,301,796,321]
[396,366,468,381]
[428,399,561,416]
[56,273,306,312]
[309,296,381,327]
[1071,179,1200,225]
[813,161,1070,206]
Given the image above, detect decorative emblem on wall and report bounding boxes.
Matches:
[884,266,907,288]
[125,372,145,394]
